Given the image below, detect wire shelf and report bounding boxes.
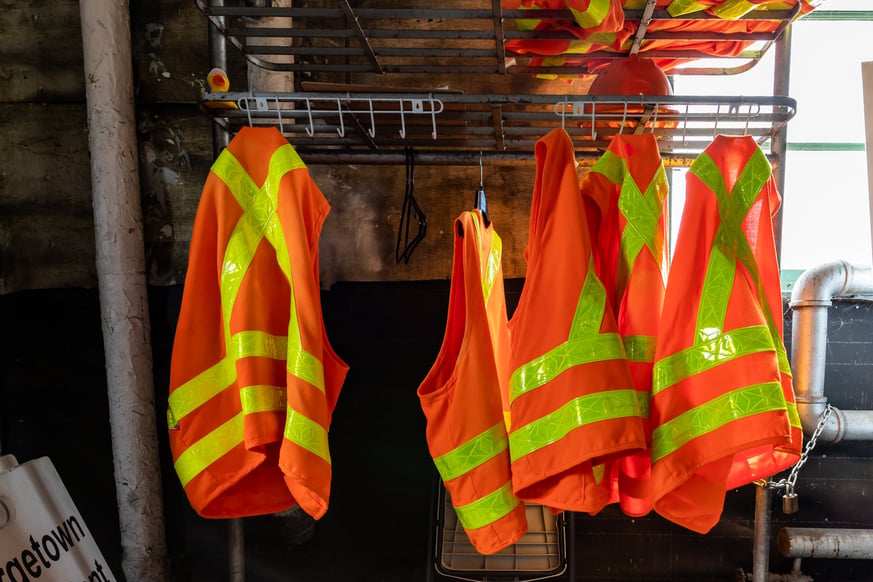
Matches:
[195,0,799,76]
[433,482,568,582]
[201,91,796,165]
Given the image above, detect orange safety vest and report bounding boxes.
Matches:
[508,128,647,512]
[418,210,526,555]
[553,16,782,74]
[515,0,819,75]
[667,0,820,19]
[581,133,668,517]
[650,135,801,534]
[168,126,349,520]
[504,0,632,71]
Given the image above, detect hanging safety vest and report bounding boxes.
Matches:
[581,133,669,518]
[650,135,801,534]
[504,0,632,78]
[168,126,349,520]
[418,210,527,555]
[667,0,821,19]
[508,128,647,513]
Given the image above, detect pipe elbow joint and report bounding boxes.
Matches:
[796,396,845,443]
[790,260,873,309]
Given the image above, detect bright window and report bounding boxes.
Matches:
[671,0,873,273]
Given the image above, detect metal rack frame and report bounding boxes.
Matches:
[197,4,804,579]
[202,91,796,165]
[194,0,800,76]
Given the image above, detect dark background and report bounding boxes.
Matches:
[1,283,871,581]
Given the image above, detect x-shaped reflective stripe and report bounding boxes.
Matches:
[468,212,502,304]
[172,145,330,486]
[590,149,668,301]
[691,148,782,350]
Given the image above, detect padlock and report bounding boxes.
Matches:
[782,488,799,515]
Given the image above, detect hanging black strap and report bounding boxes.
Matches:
[395,147,427,264]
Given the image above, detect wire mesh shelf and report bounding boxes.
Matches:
[201,91,796,165]
[194,0,799,76]
[432,481,568,582]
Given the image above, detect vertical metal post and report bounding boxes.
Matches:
[79,0,169,579]
[771,24,793,261]
[752,484,773,582]
[209,0,231,156]
[207,2,242,579]
[751,26,794,582]
[228,518,246,582]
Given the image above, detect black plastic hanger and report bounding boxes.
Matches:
[475,151,490,228]
[395,147,427,264]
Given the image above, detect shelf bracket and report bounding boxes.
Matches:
[491,105,506,151]
[339,0,384,74]
[630,0,659,55]
[491,0,507,75]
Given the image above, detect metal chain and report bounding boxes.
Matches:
[759,403,834,492]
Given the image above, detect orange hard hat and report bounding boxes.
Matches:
[588,54,672,97]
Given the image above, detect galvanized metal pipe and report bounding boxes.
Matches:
[209,0,230,156]
[79,0,169,579]
[771,24,791,259]
[207,2,241,579]
[778,528,873,559]
[790,260,873,442]
[752,484,773,582]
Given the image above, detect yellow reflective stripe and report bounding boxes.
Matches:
[509,389,643,461]
[240,385,286,414]
[509,332,625,404]
[570,260,609,339]
[777,345,791,376]
[786,402,801,430]
[483,230,502,303]
[287,345,325,392]
[651,382,786,463]
[691,149,782,350]
[453,481,520,531]
[469,213,502,303]
[168,329,326,427]
[211,144,325,392]
[653,325,775,394]
[696,247,735,344]
[593,463,606,484]
[433,423,508,483]
[212,145,306,344]
[169,359,236,426]
[712,0,758,19]
[590,149,668,296]
[516,5,542,31]
[566,0,610,29]
[584,32,616,48]
[285,406,331,463]
[231,329,287,360]
[175,413,244,487]
[624,335,657,363]
[169,330,288,424]
[564,39,597,54]
[510,261,623,403]
[667,0,708,16]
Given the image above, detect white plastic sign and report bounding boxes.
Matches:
[0,456,115,582]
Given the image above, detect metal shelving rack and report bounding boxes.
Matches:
[195,0,802,166]
[194,2,806,581]
[202,90,796,165]
[194,0,799,76]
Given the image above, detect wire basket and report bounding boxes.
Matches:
[430,479,569,582]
